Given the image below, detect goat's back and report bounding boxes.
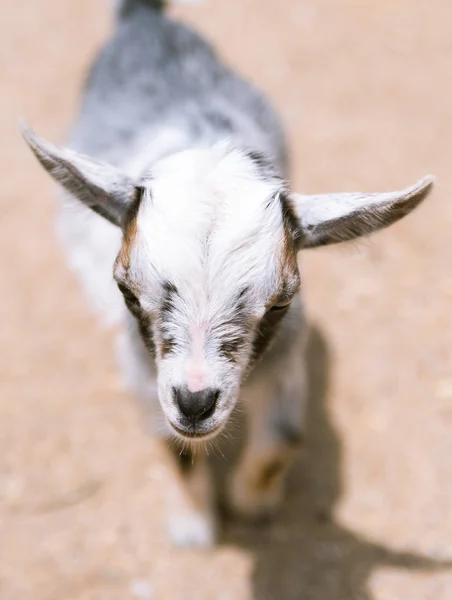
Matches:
[67,4,287,172]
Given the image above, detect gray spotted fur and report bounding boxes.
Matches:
[68,3,288,172]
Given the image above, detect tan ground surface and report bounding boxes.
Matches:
[1,1,452,598]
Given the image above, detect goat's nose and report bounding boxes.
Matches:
[173,387,219,422]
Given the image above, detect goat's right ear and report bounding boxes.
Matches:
[20,121,139,228]
[290,175,435,249]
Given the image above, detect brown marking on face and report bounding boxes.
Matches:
[278,191,301,302]
[115,278,157,357]
[115,186,144,272]
[161,335,176,358]
[219,336,246,362]
[250,305,290,366]
[112,188,159,357]
[116,212,138,271]
[279,191,302,246]
[249,194,301,367]
[218,288,251,363]
[157,281,179,358]
[137,313,156,357]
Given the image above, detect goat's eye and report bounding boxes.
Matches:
[118,283,140,308]
[268,302,291,313]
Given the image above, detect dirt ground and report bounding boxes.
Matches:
[1,0,452,598]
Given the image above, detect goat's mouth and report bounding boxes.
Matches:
[169,420,223,441]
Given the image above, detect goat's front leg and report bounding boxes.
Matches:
[228,336,306,520]
[165,443,217,548]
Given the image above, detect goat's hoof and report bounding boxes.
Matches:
[167,511,217,549]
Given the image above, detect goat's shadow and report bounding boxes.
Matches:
[219,326,451,600]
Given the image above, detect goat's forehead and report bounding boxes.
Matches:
[141,145,284,230]
[127,147,288,292]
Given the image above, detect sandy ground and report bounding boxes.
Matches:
[1,1,452,598]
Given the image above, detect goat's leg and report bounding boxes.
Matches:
[229,338,307,520]
[165,443,217,548]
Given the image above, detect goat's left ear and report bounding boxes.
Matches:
[21,121,139,228]
[290,175,435,249]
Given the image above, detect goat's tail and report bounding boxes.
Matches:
[116,0,203,18]
[116,0,167,18]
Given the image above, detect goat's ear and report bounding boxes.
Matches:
[290,175,435,249]
[21,121,139,228]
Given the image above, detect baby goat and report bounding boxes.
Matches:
[22,0,434,547]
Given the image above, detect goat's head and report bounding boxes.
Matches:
[22,124,434,441]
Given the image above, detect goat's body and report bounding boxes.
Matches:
[70,5,287,165]
[59,4,304,414]
[24,0,434,548]
[55,2,307,544]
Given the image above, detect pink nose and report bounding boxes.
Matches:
[186,366,207,393]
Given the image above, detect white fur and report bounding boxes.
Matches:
[167,511,216,549]
[122,144,286,435]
